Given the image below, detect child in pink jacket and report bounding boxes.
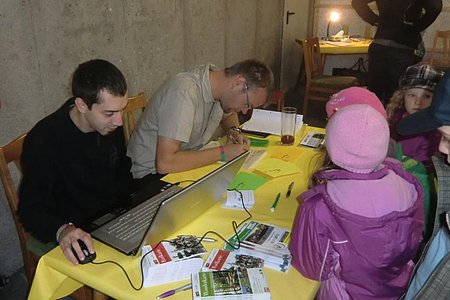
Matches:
[289,104,423,299]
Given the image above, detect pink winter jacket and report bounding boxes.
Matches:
[289,159,424,299]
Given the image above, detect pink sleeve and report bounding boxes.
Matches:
[289,191,331,281]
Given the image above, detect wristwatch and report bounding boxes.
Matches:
[227,126,241,134]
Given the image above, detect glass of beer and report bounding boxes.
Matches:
[281,107,297,145]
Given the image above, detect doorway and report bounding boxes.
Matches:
[280,0,313,92]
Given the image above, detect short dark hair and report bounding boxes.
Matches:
[71,59,127,109]
[224,59,274,104]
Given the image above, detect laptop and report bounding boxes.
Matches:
[89,151,249,256]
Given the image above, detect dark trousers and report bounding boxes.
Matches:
[368,43,420,104]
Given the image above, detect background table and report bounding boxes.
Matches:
[319,39,371,55]
[29,125,325,300]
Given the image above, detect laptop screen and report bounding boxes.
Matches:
[135,151,249,255]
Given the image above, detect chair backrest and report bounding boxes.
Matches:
[0,133,36,283]
[123,92,147,143]
[301,37,325,83]
[429,30,450,68]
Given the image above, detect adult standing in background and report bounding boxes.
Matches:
[127,59,273,185]
[352,0,442,104]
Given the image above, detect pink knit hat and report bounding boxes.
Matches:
[326,104,389,174]
[326,87,387,118]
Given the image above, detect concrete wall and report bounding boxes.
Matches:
[0,0,283,275]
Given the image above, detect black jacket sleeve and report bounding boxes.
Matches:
[18,131,65,243]
[352,0,379,26]
[411,0,442,32]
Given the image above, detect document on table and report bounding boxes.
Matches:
[242,109,303,136]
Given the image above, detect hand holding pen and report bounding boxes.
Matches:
[227,131,249,145]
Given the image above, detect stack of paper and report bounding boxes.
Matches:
[222,190,255,210]
[223,221,292,272]
[203,249,264,271]
[192,267,271,300]
[142,235,206,287]
[241,109,303,136]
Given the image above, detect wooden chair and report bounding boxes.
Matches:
[123,92,147,143]
[0,133,105,300]
[428,30,450,70]
[271,90,285,111]
[299,37,359,117]
[0,134,37,284]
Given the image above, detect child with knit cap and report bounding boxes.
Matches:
[387,63,443,171]
[289,104,424,300]
[326,86,386,118]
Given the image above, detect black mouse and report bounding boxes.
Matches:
[71,239,96,264]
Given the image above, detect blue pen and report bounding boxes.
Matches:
[156,283,191,299]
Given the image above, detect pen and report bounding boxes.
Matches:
[286,182,294,198]
[270,192,281,212]
[196,237,217,242]
[228,134,239,144]
[156,283,192,299]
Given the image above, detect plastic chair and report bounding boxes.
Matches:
[299,37,359,117]
[428,30,450,70]
[0,133,105,300]
[123,92,147,143]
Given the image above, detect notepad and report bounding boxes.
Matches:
[242,109,303,136]
[254,158,301,178]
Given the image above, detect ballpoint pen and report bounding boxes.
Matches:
[270,192,281,212]
[228,134,239,144]
[156,283,192,299]
[196,236,217,242]
[286,182,294,198]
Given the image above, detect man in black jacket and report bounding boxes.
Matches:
[17,59,135,265]
[352,0,442,104]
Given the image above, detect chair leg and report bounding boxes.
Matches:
[302,88,310,117]
[93,289,109,300]
[71,285,92,300]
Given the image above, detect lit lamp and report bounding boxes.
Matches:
[326,11,340,41]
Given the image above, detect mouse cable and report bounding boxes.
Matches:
[88,188,252,291]
[90,239,170,291]
[179,188,253,251]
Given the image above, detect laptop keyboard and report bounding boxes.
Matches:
[104,186,180,241]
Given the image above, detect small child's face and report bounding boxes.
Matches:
[438,126,450,164]
[404,88,433,115]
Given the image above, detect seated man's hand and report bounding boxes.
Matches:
[224,142,249,161]
[58,225,95,265]
[227,131,250,145]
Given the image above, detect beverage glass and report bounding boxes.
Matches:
[281,107,297,145]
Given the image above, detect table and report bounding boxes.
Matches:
[294,39,371,89]
[29,125,325,300]
[319,39,371,55]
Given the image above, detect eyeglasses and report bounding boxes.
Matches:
[244,84,252,110]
